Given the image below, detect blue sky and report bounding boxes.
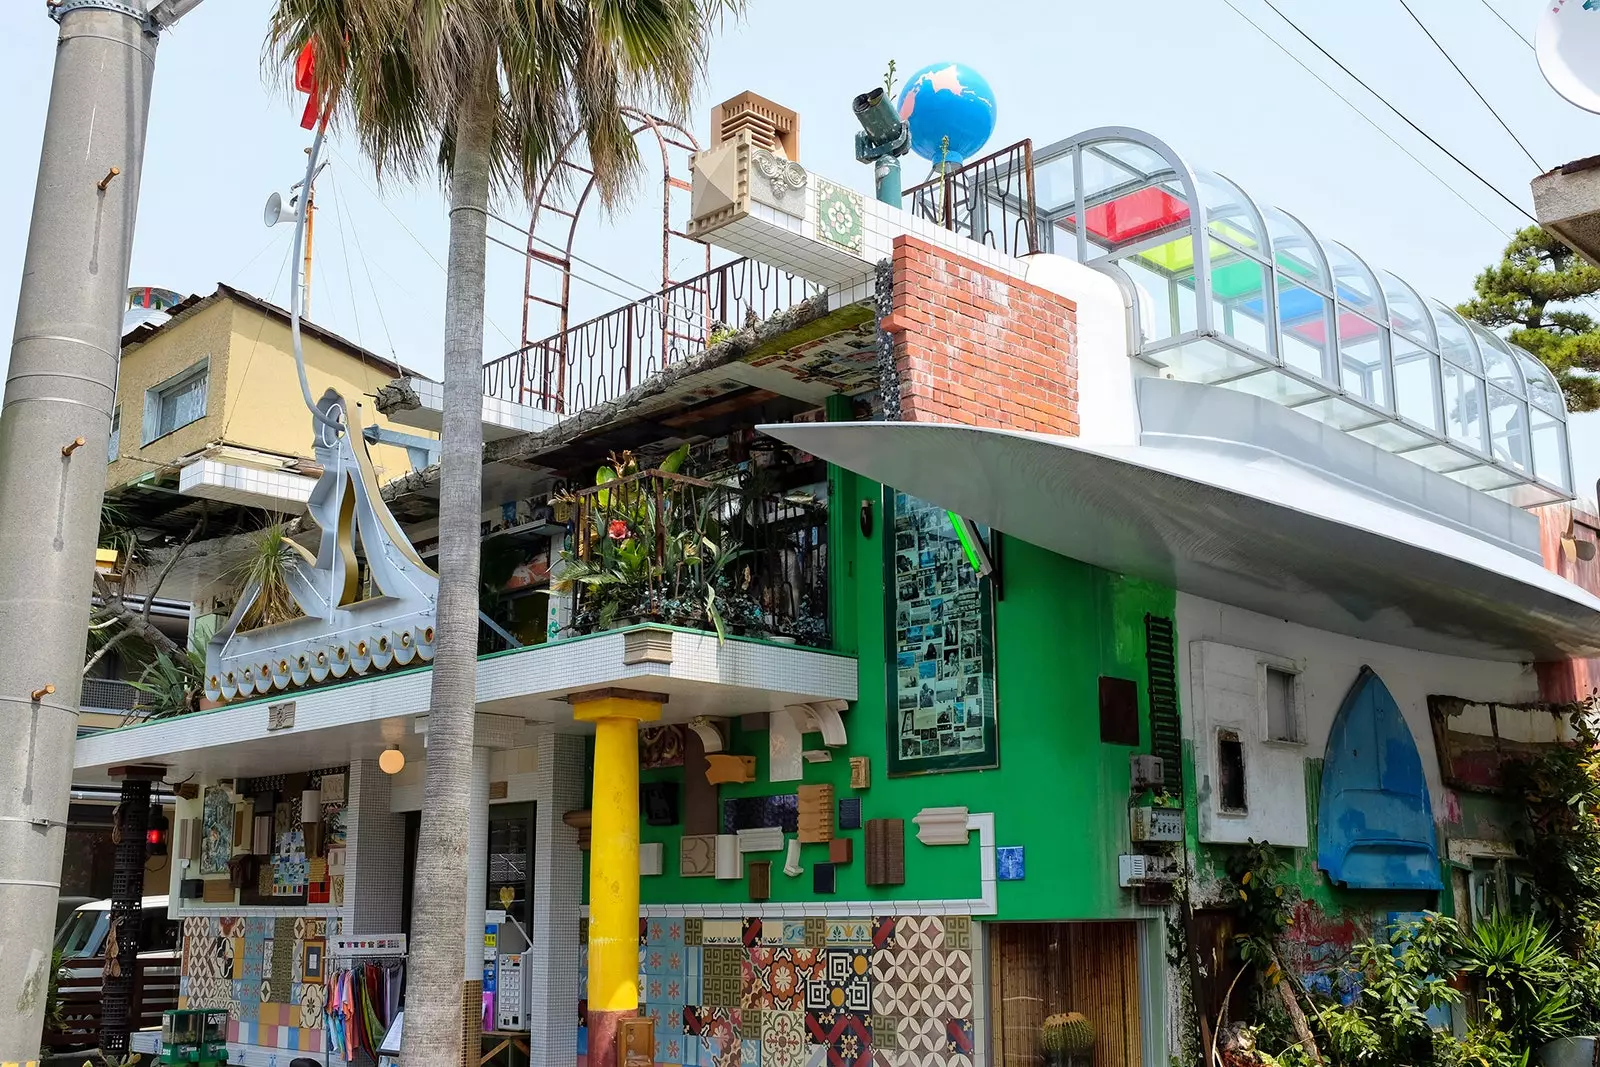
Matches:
[2,0,1598,497]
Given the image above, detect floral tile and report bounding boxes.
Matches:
[762,1010,808,1067]
[869,919,895,951]
[742,1038,763,1067]
[752,946,822,1012]
[826,922,871,946]
[944,1019,972,1055]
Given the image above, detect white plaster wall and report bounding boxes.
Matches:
[1177,593,1541,848]
[1019,254,1139,447]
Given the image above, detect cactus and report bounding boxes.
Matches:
[1041,1013,1095,1056]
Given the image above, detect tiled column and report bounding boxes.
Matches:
[458,746,493,1066]
[343,759,407,934]
[527,734,588,1067]
[573,689,664,1067]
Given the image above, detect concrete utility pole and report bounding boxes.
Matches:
[0,1,199,1058]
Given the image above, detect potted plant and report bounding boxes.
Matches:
[1039,1012,1094,1067]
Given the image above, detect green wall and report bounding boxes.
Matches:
[625,461,1177,922]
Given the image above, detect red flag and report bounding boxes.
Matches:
[295,40,321,130]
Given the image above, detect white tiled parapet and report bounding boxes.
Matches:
[688,131,1019,289]
[178,457,316,511]
[384,374,563,441]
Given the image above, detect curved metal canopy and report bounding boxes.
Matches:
[762,419,1600,662]
[1027,127,1573,505]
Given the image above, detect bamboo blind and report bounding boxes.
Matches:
[988,922,1143,1067]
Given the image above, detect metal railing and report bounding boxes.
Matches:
[560,468,828,646]
[485,258,819,414]
[82,676,139,712]
[904,139,1039,258]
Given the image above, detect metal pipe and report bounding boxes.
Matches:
[0,5,156,1057]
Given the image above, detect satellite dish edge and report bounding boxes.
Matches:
[1538,2,1600,117]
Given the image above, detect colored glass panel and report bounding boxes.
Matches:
[1076,187,1190,246]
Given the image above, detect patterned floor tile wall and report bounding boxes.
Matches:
[178,914,341,1052]
[577,914,977,1067]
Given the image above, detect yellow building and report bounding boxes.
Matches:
[108,283,428,506]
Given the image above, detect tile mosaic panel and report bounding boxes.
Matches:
[574,913,976,1067]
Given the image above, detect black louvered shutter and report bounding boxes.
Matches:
[1144,613,1183,793]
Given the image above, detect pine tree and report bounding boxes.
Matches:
[1459,225,1600,411]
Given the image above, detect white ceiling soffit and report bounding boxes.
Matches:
[759,420,1600,662]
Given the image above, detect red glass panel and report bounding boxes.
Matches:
[1067,188,1191,246]
[1287,311,1382,346]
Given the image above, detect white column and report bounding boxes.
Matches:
[526,733,587,1067]
[465,744,492,979]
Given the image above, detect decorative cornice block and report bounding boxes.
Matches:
[913,806,972,846]
[737,827,785,853]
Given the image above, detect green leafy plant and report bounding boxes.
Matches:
[1224,840,1301,975]
[560,447,751,640]
[231,521,307,630]
[1308,916,1464,1067]
[1504,700,1600,959]
[1456,913,1575,1048]
[129,641,208,719]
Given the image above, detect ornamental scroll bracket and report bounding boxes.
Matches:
[204,389,439,702]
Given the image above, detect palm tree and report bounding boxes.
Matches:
[265,3,739,1064]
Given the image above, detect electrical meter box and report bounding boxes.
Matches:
[1129,805,1184,843]
[159,1009,229,1065]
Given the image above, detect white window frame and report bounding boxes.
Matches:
[142,359,209,445]
[107,406,120,463]
[1257,654,1306,746]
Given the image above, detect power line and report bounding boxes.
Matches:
[1249,0,1539,226]
[325,145,519,349]
[1479,0,1534,50]
[1215,0,1515,237]
[1395,0,1544,171]
[327,173,367,347]
[336,172,399,361]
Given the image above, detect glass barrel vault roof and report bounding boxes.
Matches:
[1029,127,1573,504]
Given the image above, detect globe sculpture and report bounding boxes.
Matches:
[895,62,997,169]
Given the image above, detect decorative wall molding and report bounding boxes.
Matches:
[913,806,973,846]
[737,827,785,853]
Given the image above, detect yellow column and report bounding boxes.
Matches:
[574,690,663,1067]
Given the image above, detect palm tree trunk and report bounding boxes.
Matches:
[400,51,496,1067]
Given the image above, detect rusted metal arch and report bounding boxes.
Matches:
[520,108,710,407]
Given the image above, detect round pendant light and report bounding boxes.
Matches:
[379,746,406,775]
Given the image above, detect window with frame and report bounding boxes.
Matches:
[107,407,120,463]
[142,362,208,444]
[1262,662,1304,744]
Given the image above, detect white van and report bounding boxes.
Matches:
[54,895,181,975]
